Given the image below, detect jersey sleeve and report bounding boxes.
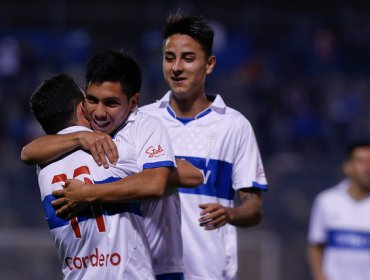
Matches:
[307,194,327,244]
[135,114,176,171]
[231,115,268,191]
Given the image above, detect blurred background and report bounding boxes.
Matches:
[1,1,370,279]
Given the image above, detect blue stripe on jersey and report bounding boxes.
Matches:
[197,108,212,119]
[94,176,142,218]
[143,160,175,169]
[177,156,235,200]
[156,273,184,280]
[175,117,193,125]
[94,176,121,184]
[252,181,268,190]
[43,176,141,230]
[327,229,370,250]
[166,106,212,125]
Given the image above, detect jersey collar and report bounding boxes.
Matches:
[158,91,227,115]
[57,126,93,134]
[112,107,138,138]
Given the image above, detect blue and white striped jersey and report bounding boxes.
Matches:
[141,91,268,280]
[112,109,181,277]
[308,179,370,280]
[38,126,155,280]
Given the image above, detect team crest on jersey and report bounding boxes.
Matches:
[257,164,266,178]
[146,145,165,158]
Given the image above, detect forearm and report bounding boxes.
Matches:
[307,244,326,280]
[85,167,171,203]
[228,188,262,227]
[21,133,82,165]
[168,159,203,188]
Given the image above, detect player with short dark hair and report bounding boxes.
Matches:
[140,12,268,280]
[31,73,156,279]
[307,140,370,280]
[31,74,85,135]
[22,50,203,280]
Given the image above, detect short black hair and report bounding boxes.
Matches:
[163,11,214,58]
[30,74,84,134]
[345,140,370,160]
[85,49,142,99]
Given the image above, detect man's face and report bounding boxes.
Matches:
[345,147,370,193]
[83,81,137,135]
[162,34,215,100]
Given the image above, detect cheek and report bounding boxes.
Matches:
[83,104,94,116]
[191,65,207,76]
[112,109,130,123]
[193,69,207,83]
[163,65,171,76]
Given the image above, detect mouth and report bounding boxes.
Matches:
[92,119,111,131]
[171,76,186,83]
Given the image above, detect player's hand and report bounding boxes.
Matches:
[51,179,90,220]
[198,203,231,230]
[79,131,118,168]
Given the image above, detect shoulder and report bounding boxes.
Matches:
[139,102,166,118]
[212,94,252,128]
[222,107,254,134]
[38,148,95,172]
[315,179,349,203]
[131,111,167,134]
[135,110,163,124]
[139,101,160,112]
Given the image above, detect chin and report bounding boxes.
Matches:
[171,91,190,100]
[93,126,110,134]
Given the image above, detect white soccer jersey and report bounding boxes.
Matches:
[37,126,155,280]
[308,179,370,280]
[112,110,180,277]
[141,91,268,280]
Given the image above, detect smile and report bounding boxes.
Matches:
[93,120,110,127]
[172,76,185,82]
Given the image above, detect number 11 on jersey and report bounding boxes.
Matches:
[52,166,106,238]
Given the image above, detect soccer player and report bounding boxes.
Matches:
[139,12,268,279]
[21,50,203,280]
[30,73,156,279]
[307,141,370,280]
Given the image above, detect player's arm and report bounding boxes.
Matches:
[198,187,262,230]
[198,116,267,230]
[168,158,203,188]
[307,243,327,280]
[20,131,118,168]
[226,188,262,227]
[52,166,171,219]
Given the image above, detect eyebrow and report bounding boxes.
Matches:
[165,50,196,56]
[85,94,121,102]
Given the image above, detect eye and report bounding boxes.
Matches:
[104,100,120,107]
[86,96,98,104]
[184,55,196,62]
[165,54,175,62]
[184,57,195,62]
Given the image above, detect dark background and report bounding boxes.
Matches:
[1,1,370,279]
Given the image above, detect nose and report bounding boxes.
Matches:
[94,103,107,119]
[172,59,183,73]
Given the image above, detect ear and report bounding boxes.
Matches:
[342,161,351,177]
[81,99,88,118]
[206,55,216,75]
[76,102,90,128]
[129,93,140,111]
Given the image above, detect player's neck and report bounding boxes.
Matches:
[169,93,212,118]
[348,183,370,201]
[76,111,91,129]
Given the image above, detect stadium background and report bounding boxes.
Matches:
[1,1,370,279]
